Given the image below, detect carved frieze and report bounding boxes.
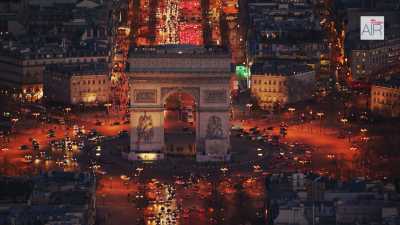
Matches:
[133,89,157,103]
[206,116,224,139]
[161,87,200,104]
[203,90,227,104]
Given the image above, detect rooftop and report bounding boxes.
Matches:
[251,61,312,76]
[128,45,231,58]
[374,76,400,88]
[45,63,108,76]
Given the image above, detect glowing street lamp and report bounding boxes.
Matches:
[64,107,71,114]
[135,167,144,180]
[316,112,324,133]
[246,103,253,117]
[64,107,71,125]
[11,118,19,133]
[104,103,112,114]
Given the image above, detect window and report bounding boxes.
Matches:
[103,80,105,84]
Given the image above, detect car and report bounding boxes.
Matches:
[337,133,345,139]
[24,154,33,163]
[119,130,129,137]
[231,125,243,131]
[19,145,29,150]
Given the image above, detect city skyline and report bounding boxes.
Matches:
[0,1,400,225]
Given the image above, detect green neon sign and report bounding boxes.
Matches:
[236,65,250,79]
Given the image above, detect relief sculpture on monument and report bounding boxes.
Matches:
[206,116,224,139]
[136,113,154,143]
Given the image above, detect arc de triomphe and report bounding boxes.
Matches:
[127,46,231,161]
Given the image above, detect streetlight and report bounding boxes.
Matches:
[104,103,112,123]
[65,107,71,114]
[360,136,370,177]
[288,107,296,123]
[246,104,253,117]
[135,167,144,176]
[11,118,19,134]
[104,103,112,113]
[316,112,324,133]
[340,118,351,142]
[64,107,71,125]
[109,176,113,189]
[135,167,144,182]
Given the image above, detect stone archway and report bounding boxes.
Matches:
[127,46,232,162]
[163,90,198,156]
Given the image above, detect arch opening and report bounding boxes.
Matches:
[163,91,197,157]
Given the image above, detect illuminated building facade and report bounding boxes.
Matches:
[350,33,400,80]
[251,62,315,110]
[370,77,400,117]
[44,63,109,105]
[0,49,108,102]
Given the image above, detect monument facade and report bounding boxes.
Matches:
[128,46,231,161]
